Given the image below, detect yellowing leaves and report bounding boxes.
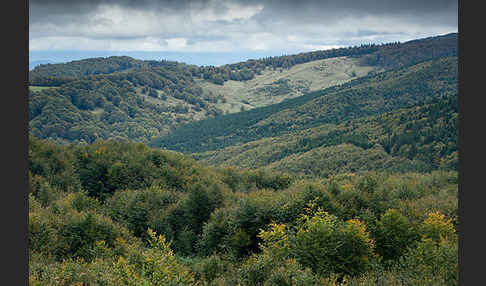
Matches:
[421,211,456,243]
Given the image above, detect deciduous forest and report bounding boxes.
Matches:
[28,33,458,285]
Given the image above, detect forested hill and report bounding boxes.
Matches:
[28,33,457,144]
[28,33,459,285]
[29,56,146,85]
[149,56,458,154]
[194,92,457,177]
[29,33,457,87]
[359,32,457,69]
[223,32,457,73]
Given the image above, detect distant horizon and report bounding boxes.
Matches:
[29,50,297,70]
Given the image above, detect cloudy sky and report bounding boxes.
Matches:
[29,0,458,66]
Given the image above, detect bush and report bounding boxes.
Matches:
[372,209,419,261]
[256,206,376,278]
[420,211,456,243]
[264,259,319,286]
[104,187,179,238]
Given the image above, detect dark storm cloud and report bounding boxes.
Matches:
[30,0,457,23]
[29,0,458,52]
[262,0,456,15]
[251,0,457,30]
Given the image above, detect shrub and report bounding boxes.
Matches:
[292,208,375,277]
[420,211,456,243]
[372,209,419,261]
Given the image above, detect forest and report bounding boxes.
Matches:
[149,56,457,157]
[28,33,457,146]
[29,63,225,143]
[29,137,457,285]
[194,91,457,177]
[28,32,458,285]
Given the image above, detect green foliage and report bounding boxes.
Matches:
[157,183,226,256]
[372,209,419,261]
[191,253,235,285]
[28,139,458,285]
[29,136,81,193]
[419,211,456,243]
[263,259,320,286]
[29,56,145,85]
[196,207,234,256]
[29,194,135,263]
[135,229,195,285]
[196,83,457,177]
[151,56,457,161]
[29,58,224,143]
[291,209,376,277]
[29,34,456,148]
[29,138,209,201]
[29,229,195,286]
[382,238,458,286]
[29,210,57,255]
[105,187,180,238]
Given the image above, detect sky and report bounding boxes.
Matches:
[29,0,458,67]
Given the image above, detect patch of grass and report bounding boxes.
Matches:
[198,57,380,114]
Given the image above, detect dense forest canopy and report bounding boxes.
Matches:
[150,56,457,159]
[194,91,457,177]
[29,137,458,285]
[28,33,457,146]
[28,32,458,285]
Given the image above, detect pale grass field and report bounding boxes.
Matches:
[197,57,380,114]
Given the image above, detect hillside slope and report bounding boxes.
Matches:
[194,93,457,177]
[29,33,457,144]
[28,53,377,143]
[149,56,457,154]
[197,56,380,114]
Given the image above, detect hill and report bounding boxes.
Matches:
[28,33,458,286]
[29,54,377,143]
[149,56,458,154]
[196,56,380,114]
[194,93,457,177]
[29,59,226,143]
[29,33,457,144]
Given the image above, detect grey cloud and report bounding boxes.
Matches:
[30,0,457,22]
[29,0,457,53]
[252,0,457,28]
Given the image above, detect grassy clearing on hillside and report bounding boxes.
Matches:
[198,57,379,114]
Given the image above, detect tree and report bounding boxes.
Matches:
[373,209,418,261]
